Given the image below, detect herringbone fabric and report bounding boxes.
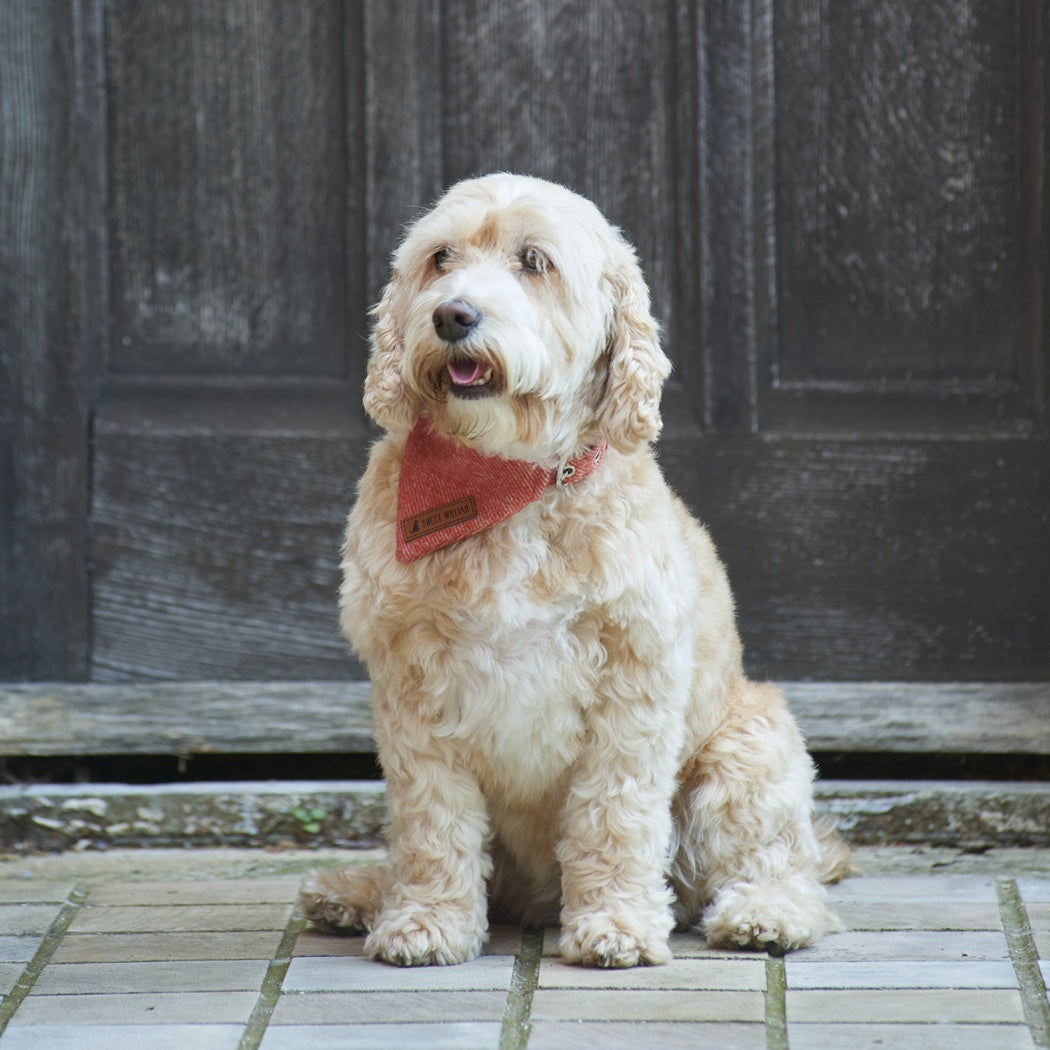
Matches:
[396,418,606,563]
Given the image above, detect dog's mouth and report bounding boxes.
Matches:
[446,355,502,399]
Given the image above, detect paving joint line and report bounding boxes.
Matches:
[499,926,544,1050]
[238,903,307,1050]
[765,951,789,1050]
[0,881,91,1036]
[996,876,1050,1048]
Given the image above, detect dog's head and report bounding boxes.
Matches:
[364,173,670,461]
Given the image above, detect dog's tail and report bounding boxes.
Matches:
[813,815,852,884]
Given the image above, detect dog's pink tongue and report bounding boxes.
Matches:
[448,360,484,386]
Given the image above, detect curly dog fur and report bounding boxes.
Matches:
[301,173,849,967]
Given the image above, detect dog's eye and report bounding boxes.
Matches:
[432,246,452,271]
[519,246,550,275]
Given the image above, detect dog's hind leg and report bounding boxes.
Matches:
[300,862,392,934]
[670,679,845,952]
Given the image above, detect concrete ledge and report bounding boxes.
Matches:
[0,781,386,852]
[814,780,1050,850]
[0,780,1047,853]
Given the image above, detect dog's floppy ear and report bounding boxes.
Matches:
[362,273,420,432]
[596,248,671,453]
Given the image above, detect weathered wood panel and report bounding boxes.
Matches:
[661,435,1050,680]
[360,0,444,305]
[92,1,361,681]
[772,0,1024,387]
[699,0,764,435]
[3,0,1047,691]
[0,0,105,679]
[0,682,373,757]
[1,682,1045,758]
[781,683,1050,755]
[91,387,365,681]
[438,0,687,380]
[105,0,346,376]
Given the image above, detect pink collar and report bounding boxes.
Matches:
[396,419,607,563]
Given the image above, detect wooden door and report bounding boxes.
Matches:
[2,0,1046,685]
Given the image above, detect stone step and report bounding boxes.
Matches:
[0,779,1047,852]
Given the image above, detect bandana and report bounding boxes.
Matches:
[396,418,607,563]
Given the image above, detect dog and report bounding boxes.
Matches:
[301,173,849,968]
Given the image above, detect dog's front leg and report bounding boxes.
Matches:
[365,708,490,966]
[556,688,683,968]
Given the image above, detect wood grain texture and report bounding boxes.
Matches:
[90,387,365,682]
[771,0,1024,387]
[3,0,1047,691]
[361,0,444,306]
[425,0,687,373]
[782,683,1050,754]
[0,0,104,679]
[360,0,700,411]
[0,682,1044,758]
[105,0,346,376]
[699,0,763,434]
[660,435,1050,680]
[0,682,373,756]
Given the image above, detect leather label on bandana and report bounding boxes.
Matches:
[401,495,478,543]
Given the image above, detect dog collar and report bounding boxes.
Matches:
[396,418,607,563]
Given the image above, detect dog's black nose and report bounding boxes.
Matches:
[433,298,480,342]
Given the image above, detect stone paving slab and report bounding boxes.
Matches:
[786,987,1025,1023]
[284,954,515,993]
[0,846,1049,1048]
[1019,878,1050,900]
[787,1023,1036,1050]
[31,959,270,994]
[260,1021,504,1049]
[269,990,510,1025]
[0,885,72,906]
[785,959,1020,988]
[0,941,42,965]
[832,900,1003,929]
[51,930,283,963]
[0,1024,244,1050]
[786,929,1010,961]
[67,902,292,933]
[0,908,63,939]
[537,957,766,990]
[9,990,260,1024]
[527,1021,765,1050]
[529,988,765,1022]
[828,873,1001,900]
[84,878,297,906]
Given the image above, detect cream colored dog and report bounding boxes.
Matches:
[301,173,848,967]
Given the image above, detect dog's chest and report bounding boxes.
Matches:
[390,549,602,790]
[429,584,598,769]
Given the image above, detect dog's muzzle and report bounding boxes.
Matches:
[433,298,500,397]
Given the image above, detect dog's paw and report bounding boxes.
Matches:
[560,915,673,968]
[365,904,485,966]
[701,878,839,953]
[299,865,387,935]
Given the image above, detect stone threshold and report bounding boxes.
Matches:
[0,779,1046,853]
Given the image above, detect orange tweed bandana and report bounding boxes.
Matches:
[396,418,607,563]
